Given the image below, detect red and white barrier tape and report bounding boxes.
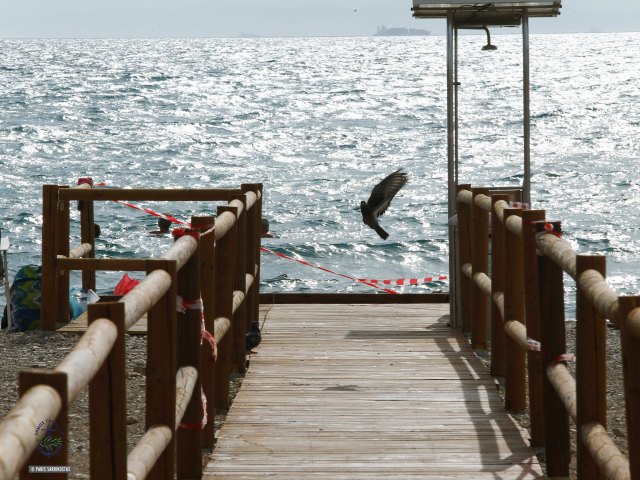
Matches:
[357,276,447,286]
[116,200,184,226]
[179,387,208,430]
[260,246,398,294]
[555,353,575,362]
[535,222,562,257]
[177,297,204,314]
[79,178,187,226]
[176,296,217,362]
[89,179,444,295]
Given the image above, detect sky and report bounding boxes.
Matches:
[0,0,638,38]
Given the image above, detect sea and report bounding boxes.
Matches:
[0,33,639,317]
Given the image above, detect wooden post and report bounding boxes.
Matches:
[191,216,216,449]
[575,255,607,479]
[214,206,238,411]
[241,184,262,333]
[521,209,546,448]
[242,183,263,343]
[57,187,71,327]
[19,370,68,479]
[41,185,59,331]
[503,208,526,413]
[618,296,640,480]
[470,187,489,350]
[175,231,203,479]
[489,193,510,378]
[88,302,127,479]
[456,184,472,336]
[254,185,263,330]
[231,194,248,373]
[536,220,570,478]
[79,190,96,292]
[145,260,177,480]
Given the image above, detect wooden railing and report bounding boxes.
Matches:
[0,183,263,479]
[456,184,640,479]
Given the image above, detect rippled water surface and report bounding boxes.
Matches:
[0,33,639,309]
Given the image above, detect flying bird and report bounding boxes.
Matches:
[360,169,408,240]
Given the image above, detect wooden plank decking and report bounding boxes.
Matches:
[205,303,544,479]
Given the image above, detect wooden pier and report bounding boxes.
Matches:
[3,181,640,479]
[204,303,543,479]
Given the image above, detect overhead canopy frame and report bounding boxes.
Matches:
[413,1,561,26]
[410,1,562,329]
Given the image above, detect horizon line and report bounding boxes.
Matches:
[0,30,638,41]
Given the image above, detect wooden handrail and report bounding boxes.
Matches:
[3,182,264,477]
[175,366,198,427]
[458,185,640,477]
[214,317,232,343]
[109,235,197,332]
[121,270,172,331]
[505,214,523,237]
[472,271,491,298]
[581,422,630,480]
[492,198,510,223]
[244,190,260,211]
[67,243,92,259]
[57,258,151,271]
[461,262,472,279]
[473,193,491,211]
[546,362,577,421]
[232,290,245,315]
[504,320,528,351]
[456,189,472,205]
[55,319,118,402]
[126,426,173,480]
[161,235,198,270]
[577,268,620,326]
[0,385,63,478]
[214,210,237,241]
[57,187,243,201]
[127,366,197,480]
[492,291,505,320]
[536,232,577,279]
[228,198,245,217]
[245,273,255,293]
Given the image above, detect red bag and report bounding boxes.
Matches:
[113,273,140,296]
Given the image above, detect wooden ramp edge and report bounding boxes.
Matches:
[204,303,544,479]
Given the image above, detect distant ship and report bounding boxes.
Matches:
[374,24,431,36]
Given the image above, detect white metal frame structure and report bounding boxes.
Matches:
[411,1,562,328]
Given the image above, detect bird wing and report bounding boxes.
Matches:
[366,170,408,218]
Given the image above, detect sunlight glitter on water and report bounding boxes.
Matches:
[0,34,639,310]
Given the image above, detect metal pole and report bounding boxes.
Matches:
[2,249,10,330]
[523,10,531,204]
[453,25,461,330]
[454,27,459,185]
[446,12,458,328]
